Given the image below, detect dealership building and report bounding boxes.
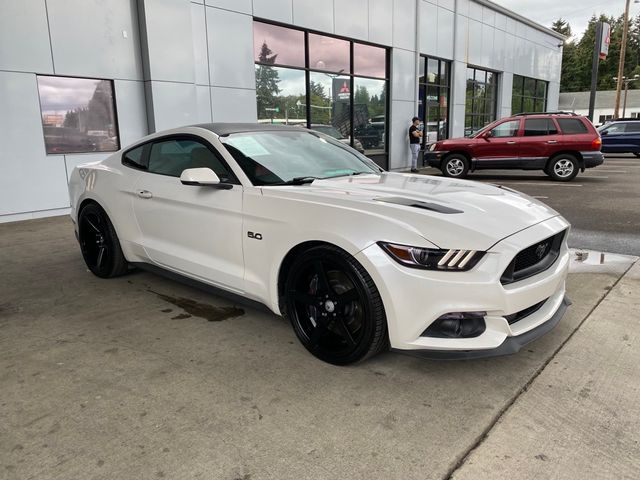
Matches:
[0,0,563,222]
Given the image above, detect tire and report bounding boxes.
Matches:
[546,154,579,182]
[283,245,388,365]
[78,203,129,278]
[441,154,470,179]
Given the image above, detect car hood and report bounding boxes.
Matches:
[262,173,561,250]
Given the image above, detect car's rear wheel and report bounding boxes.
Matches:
[283,246,388,365]
[547,154,578,182]
[78,203,129,278]
[441,154,469,179]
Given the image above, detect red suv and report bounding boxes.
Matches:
[425,112,603,181]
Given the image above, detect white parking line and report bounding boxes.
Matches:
[594,170,627,173]
[498,182,583,187]
[533,196,549,199]
[581,176,609,179]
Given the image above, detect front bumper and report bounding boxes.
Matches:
[581,151,604,169]
[392,296,570,359]
[355,216,571,355]
[424,150,448,169]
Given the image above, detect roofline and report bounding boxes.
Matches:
[474,0,566,41]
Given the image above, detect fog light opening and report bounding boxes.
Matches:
[421,312,486,338]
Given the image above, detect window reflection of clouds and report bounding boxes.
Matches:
[308,34,349,73]
[354,43,386,78]
[253,22,304,67]
[37,76,100,113]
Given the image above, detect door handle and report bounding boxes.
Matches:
[137,190,153,199]
[506,141,516,145]
[546,140,558,144]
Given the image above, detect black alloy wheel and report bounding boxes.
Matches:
[78,203,129,278]
[284,246,388,365]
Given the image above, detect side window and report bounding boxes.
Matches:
[523,118,557,136]
[605,123,626,134]
[624,122,640,133]
[122,145,146,169]
[557,118,588,134]
[147,138,235,182]
[490,120,520,138]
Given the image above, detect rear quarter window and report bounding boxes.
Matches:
[122,145,146,169]
[557,118,589,134]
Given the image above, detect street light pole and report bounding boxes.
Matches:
[614,0,632,118]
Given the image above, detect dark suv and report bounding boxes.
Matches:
[598,119,640,157]
[425,112,604,181]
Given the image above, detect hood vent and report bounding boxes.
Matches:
[374,196,463,214]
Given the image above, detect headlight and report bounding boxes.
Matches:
[378,242,484,271]
[429,143,437,151]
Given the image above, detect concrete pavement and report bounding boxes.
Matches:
[0,217,638,480]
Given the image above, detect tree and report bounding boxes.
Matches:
[255,42,280,118]
[551,18,572,38]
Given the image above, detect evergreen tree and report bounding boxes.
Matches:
[255,42,280,118]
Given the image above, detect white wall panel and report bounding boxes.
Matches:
[389,100,415,170]
[391,48,416,102]
[191,3,210,86]
[492,28,505,71]
[47,0,143,80]
[505,16,516,34]
[140,0,195,83]
[205,0,252,14]
[0,0,53,74]
[335,0,368,41]
[547,81,560,111]
[454,13,468,62]
[253,0,293,24]
[207,8,254,89]
[436,7,454,60]
[468,1,482,20]
[114,80,148,146]
[0,72,69,217]
[148,81,198,132]
[481,6,495,26]
[392,0,416,51]
[210,87,257,122]
[196,85,213,123]
[450,103,466,137]
[479,24,494,67]
[292,0,334,33]
[420,1,438,56]
[498,72,512,116]
[503,32,515,72]
[467,19,482,65]
[438,0,455,11]
[369,0,393,45]
[457,0,470,17]
[494,12,507,31]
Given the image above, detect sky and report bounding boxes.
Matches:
[493,0,640,39]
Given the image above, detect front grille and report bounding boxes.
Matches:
[501,230,566,285]
[504,298,547,324]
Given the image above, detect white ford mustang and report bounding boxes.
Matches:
[68,124,570,365]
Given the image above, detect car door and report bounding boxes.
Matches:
[131,136,245,293]
[518,117,560,168]
[600,122,627,153]
[472,119,522,168]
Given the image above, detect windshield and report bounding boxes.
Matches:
[220,130,382,186]
[310,125,345,139]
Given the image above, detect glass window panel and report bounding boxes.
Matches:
[557,118,589,134]
[467,67,475,82]
[253,22,305,67]
[418,85,425,122]
[524,118,552,136]
[534,98,545,112]
[523,77,536,96]
[427,58,439,84]
[522,97,535,112]
[255,66,306,125]
[309,33,350,73]
[536,80,547,98]
[353,43,386,78]
[37,75,119,154]
[148,139,234,181]
[353,77,386,155]
[440,62,450,87]
[491,119,520,138]
[419,56,426,84]
[309,72,351,140]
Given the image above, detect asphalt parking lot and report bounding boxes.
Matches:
[1,211,639,478]
[421,154,640,256]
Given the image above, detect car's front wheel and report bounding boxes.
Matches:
[547,154,578,182]
[78,203,129,278]
[283,246,388,365]
[441,154,469,179]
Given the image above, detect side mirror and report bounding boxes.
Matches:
[600,130,608,136]
[180,168,232,189]
[481,130,492,140]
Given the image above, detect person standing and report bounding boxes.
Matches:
[408,116,422,173]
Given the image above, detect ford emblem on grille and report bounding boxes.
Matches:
[535,243,547,259]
